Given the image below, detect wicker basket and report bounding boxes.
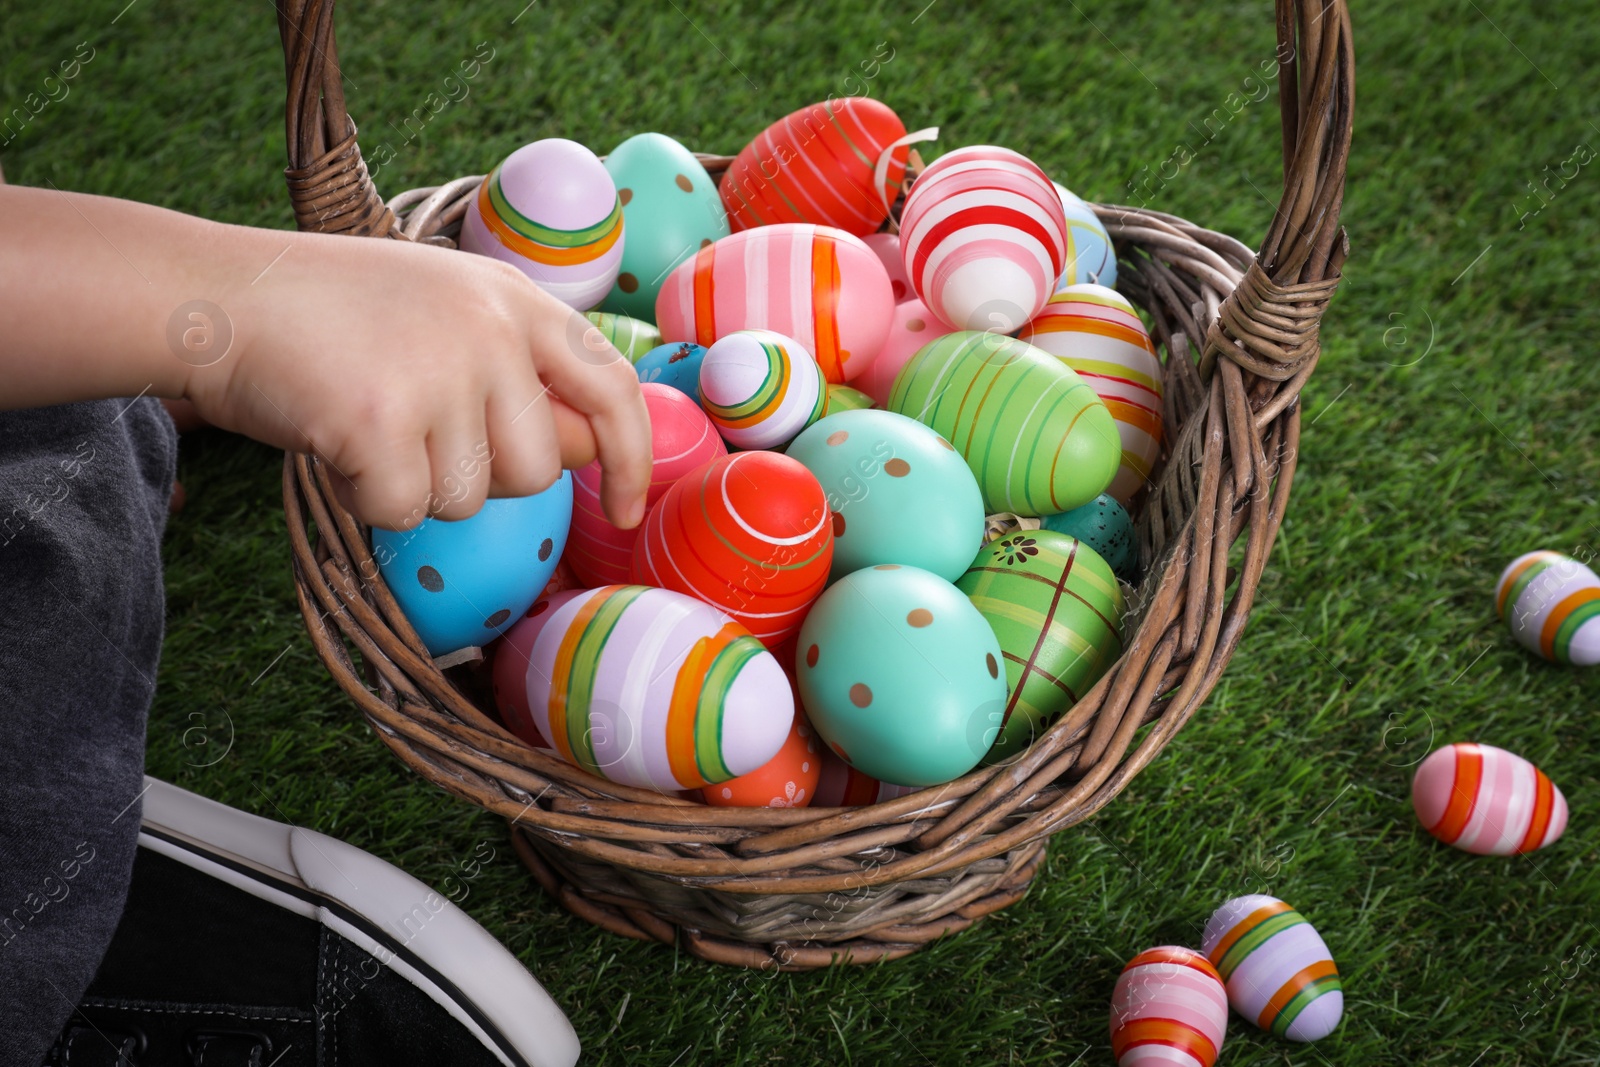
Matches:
[277,0,1353,969]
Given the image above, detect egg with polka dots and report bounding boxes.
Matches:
[786,410,986,583]
[797,564,1007,786]
[372,472,573,657]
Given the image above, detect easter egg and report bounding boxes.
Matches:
[634,341,708,401]
[720,97,910,236]
[541,558,582,598]
[1054,182,1117,289]
[583,311,661,362]
[525,585,792,791]
[697,330,826,450]
[601,132,729,322]
[889,331,1121,515]
[863,233,914,303]
[822,383,875,417]
[957,530,1124,762]
[847,298,956,408]
[491,589,587,749]
[459,138,623,310]
[1021,284,1163,504]
[631,451,833,647]
[1411,742,1568,854]
[899,145,1067,332]
[655,223,895,383]
[1040,493,1138,584]
[1110,946,1228,1067]
[786,410,985,583]
[373,474,574,657]
[567,383,727,586]
[1495,550,1600,665]
[1202,895,1343,1042]
[798,564,1006,786]
[812,747,919,806]
[701,714,822,807]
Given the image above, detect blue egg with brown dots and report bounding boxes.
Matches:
[372,472,573,657]
[1040,492,1137,583]
[797,563,1007,787]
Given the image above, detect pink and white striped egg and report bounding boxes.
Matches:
[1412,742,1568,855]
[900,145,1067,333]
[1110,946,1228,1067]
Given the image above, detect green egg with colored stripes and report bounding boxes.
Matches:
[955,529,1123,762]
[888,331,1120,516]
[583,311,661,362]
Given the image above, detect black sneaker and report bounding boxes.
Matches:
[44,777,579,1067]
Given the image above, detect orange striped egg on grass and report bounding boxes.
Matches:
[631,451,833,648]
[1411,742,1568,854]
[458,138,623,311]
[889,331,1120,515]
[566,383,726,587]
[1495,550,1600,666]
[720,97,911,236]
[1202,895,1343,1042]
[655,223,894,383]
[697,330,826,450]
[1109,946,1228,1067]
[1021,284,1164,504]
[523,586,792,792]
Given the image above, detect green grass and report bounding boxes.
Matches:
[6,0,1600,1062]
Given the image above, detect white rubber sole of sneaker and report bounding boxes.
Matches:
[137,776,581,1067]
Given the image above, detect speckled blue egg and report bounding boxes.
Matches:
[797,564,1007,786]
[633,341,708,402]
[785,410,985,583]
[1040,493,1138,583]
[373,473,574,657]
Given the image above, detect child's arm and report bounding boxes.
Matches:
[0,184,651,530]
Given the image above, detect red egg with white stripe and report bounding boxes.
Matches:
[1412,741,1568,855]
[654,224,894,383]
[492,589,587,750]
[1020,284,1164,504]
[566,383,727,586]
[846,297,956,408]
[1109,946,1228,1067]
[900,145,1067,333]
[631,451,833,648]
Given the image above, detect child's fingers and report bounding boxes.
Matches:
[549,398,598,471]
[484,365,564,501]
[341,436,434,532]
[425,418,492,522]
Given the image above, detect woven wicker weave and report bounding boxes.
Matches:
[276,0,1353,969]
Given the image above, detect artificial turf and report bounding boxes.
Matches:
[4,0,1599,1062]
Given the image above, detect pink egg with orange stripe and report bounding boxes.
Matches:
[1412,742,1568,855]
[899,145,1067,333]
[1020,284,1163,505]
[524,585,792,792]
[654,223,894,383]
[1202,895,1343,1042]
[566,383,726,587]
[1495,550,1600,666]
[1109,946,1228,1067]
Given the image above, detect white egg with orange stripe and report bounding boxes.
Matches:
[523,585,793,792]
[1019,284,1163,504]
[1495,550,1600,666]
[1109,946,1228,1067]
[1411,742,1568,855]
[1202,895,1343,1042]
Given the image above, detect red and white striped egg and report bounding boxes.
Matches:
[846,297,956,408]
[1202,895,1343,1042]
[1495,550,1600,666]
[1412,742,1568,855]
[1109,946,1228,1067]
[566,383,726,586]
[655,223,895,383]
[697,330,826,450]
[900,145,1067,333]
[1020,284,1163,504]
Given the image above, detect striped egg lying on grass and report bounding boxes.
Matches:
[1110,946,1228,1067]
[1411,742,1568,854]
[1495,550,1600,665]
[1202,895,1343,1042]
[698,330,826,450]
[523,585,792,792]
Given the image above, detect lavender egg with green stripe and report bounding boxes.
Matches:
[888,331,1120,515]
[1495,550,1600,666]
[523,585,792,793]
[699,329,826,450]
[1202,895,1343,1042]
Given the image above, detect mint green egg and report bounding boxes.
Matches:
[796,564,1006,786]
[601,133,729,323]
[786,410,985,583]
